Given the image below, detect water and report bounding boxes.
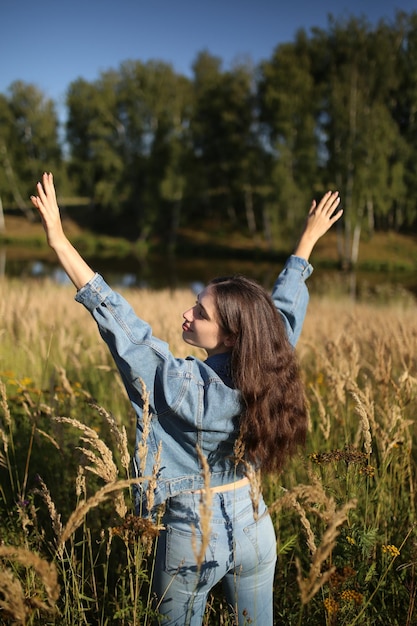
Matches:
[1,246,417,302]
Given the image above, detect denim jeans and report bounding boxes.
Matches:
[152,482,277,625]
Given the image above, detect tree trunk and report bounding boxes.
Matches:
[0,141,35,221]
[351,221,362,266]
[244,187,257,235]
[0,196,5,233]
[366,197,374,235]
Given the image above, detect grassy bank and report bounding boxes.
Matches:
[2,212,417,274]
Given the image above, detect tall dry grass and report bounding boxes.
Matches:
[1,276,417,624]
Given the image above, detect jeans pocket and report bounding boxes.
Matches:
[165,525,219,587]
[243,510,276,566]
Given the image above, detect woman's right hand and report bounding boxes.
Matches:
[30,172,66,251]
[30,172,95,289]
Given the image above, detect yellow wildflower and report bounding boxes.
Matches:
[18,377,33,387]
[324,597,339,616]
[359,465,375,477]
[340,589,364,605]
[382,544,400,558]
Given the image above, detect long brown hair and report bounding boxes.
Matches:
[208,275,308,474]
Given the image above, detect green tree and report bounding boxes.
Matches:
[311,17,407,266]
[0,81,62,215]
[258,32,319,243]
[66,61,193,244]
[190,51,262,235]
[66,73,125,214]
[392,11,417,229]
[117,60,193,245]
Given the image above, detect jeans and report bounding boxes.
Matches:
[152,482,277,625]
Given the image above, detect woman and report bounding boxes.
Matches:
[31,173,342,625]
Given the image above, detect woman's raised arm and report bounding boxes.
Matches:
[30,172,95,290]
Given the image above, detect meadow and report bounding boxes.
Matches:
[1,276,417,625]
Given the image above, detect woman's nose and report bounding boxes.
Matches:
[183,307,193,321]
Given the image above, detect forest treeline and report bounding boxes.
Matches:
[1,12,417,266]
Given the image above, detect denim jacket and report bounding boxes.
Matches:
[75,255,313,512]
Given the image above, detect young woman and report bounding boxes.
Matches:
[31,173,342,626]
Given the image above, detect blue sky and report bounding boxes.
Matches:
[1,0,415,122]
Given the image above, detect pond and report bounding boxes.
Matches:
[1,245,417,303]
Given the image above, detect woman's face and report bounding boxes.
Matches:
[182,286,233,356]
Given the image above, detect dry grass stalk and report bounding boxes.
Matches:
[398,368,417,399]
[88,401,131,474]
[57,366,76,400]
[0,568,27,623]
[53,416,120,486]
[269,475,355,587]
[0,378,11,427]
[77,443,117,482]
[349,376,413,462]
[348,378,380,445]
[68,416,128,518]
[270,474,337,523]
[310,384,330,440]
[35,427,60,449]
[192,446,213,571]
[290,497,317,555]
[75,465,86,498]
[145,440,162,514]
[136,378,152,477]
[38,402,54,416]
[132,377,164,516]
[59,477,145,546]
[349,388,373,455]
[245,463,261,520]
[382,403,413,454]
[0,545,60,612]
[33,475,64,556]
[308,339,348,409]
[0,427,9,460]
[296,499,357,604]
[233,434,246,471]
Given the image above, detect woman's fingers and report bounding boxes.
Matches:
[31,173,57,213]
[316,191,340,216]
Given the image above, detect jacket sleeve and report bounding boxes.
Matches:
[75,274,182,408]
[271,255,313,347]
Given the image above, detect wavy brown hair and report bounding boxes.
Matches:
[208,275,308,474]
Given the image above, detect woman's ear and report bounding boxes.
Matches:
[224,335,236,348]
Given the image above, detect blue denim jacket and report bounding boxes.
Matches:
[75,255,313,511]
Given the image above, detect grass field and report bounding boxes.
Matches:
[1,276,417,625]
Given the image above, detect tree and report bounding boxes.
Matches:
[392,11,417,229]
[190,51,262,235]
[66,73,125,212]
[0,82,62,215]
[66,62,193,244]
[311,17,407,266]
[118,60,193,244]
[258,32,320,243]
